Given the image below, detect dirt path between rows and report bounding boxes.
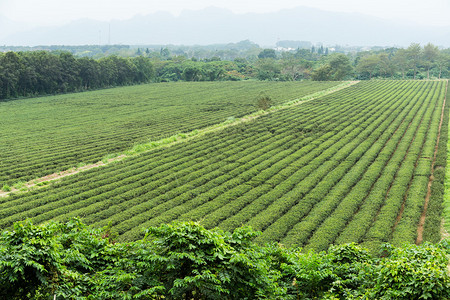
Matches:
[416,80,448,244]
[0,155,126,198]
[0,81,358,198]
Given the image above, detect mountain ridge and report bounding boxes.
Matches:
[2,6,449,47]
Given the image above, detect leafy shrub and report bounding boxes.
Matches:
[0,220,63,299]
[144,221,284,299]
[0,220,449,299]
[256,93,273,111]
[366,242,450,299]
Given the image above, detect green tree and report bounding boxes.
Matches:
[281,58,310,80]
[29,51,64,94]
[0,220,63,299]
[422,43,439,79]
[255,58,281,80]
[78,57,101,89]
[435,51,450,79]
[356,54,380,79]
[99,56,119,85]
[131,56,155,82]
[367,243,450,299]
[146,222,283,299]
[16,53,38,96]
[328,53,353,80]
[258,48,276,59]
[0,51,22,98]
[156,61,183,81]
[202,62,225,81]
[58,52,80,92]
[377,53,395,78]
[393,48,409,79]
[182,62,202,81]
[311,64,333,81]
[160,47,170,58]
[1,220,450,299]
[98,55,136,86]
[318,45,324,55]
[256,93,272,110]
[406,43,422,79]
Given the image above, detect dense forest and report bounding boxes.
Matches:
[0,42,449,100]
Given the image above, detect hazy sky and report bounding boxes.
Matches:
[1,0,449,27]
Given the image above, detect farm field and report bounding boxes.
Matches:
[444,114,450,236]
[0,81,339,186]
[0,80,447,252]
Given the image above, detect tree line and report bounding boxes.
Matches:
[0,51,154,99]
[355,43,449,80]
[0,42,449,100]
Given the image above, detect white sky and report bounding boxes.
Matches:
[1,0,449,27]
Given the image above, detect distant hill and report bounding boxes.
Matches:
[2,6,449,47]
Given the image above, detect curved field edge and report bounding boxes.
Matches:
[0,81,356,198]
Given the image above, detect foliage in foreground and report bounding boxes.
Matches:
[0,220,449,299]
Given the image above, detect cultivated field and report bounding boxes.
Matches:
[0,80,447,252]
[0,81,339,186]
